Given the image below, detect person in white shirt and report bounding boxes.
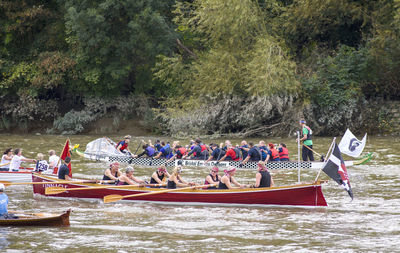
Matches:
[9,149,36,172]
[48,150,61,169]
[0,148,13,171]
[35,153,51,174]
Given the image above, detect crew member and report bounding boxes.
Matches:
[218,144,240,162]
[48,150,61,169]
[278,143,289,161]
[58,156,72,180]
[205,143,225,163]
[0,148,13,171]
[204,167,220,189]
[218,166,247,189]
[35,153,51,173]
[253,162,274,188]
[263,143,280,162]
[168,145,187,162]
[134,144,156,158]
[298,120,314,161]
[117,167,145,185]
[240,142,261,166]
[154,142,173,159]
[258,141,268,161]
[167,166,196,189]
[116,135,133,156]
[150,166,170,185]
[9,148,36,172]
[0,183,17,219]
[103,162,121,182]
[183,139,208,160]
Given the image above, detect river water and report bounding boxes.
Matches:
[0,134,399,252]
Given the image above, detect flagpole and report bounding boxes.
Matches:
[56,138,69,169]
[314,137,336,182]
[297,131,301,183]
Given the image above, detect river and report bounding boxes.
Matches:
[0,134,399,252]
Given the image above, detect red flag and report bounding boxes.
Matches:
[60,139,72,177]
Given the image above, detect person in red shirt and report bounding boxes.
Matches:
[218,144,240,162]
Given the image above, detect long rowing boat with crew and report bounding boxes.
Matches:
[32,173,328,207]
[75,147,372,170]
[0,210,70,226]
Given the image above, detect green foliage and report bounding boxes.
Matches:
[153,0,299,135]
[302,46,366,133]
[63,0,176,95]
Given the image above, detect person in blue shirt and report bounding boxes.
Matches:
[154,142,173,159]
[258,140,268,161]
[0,183,17,219]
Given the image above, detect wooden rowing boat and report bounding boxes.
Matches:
[0,209,70,226]
[75,148,373,170]
[32,173,328,207]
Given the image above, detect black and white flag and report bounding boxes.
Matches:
[323,143,353,200]
[338,129,367,157]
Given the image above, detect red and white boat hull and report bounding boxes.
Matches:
[32,173,328,207]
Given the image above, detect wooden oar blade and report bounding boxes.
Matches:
[0,181,12,187]
[45,187,68,195]
[103,194,124,204]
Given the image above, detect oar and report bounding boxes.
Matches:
[134,140,143,155]
[302,144,323,158]
[0,179,115,187]
[104,184,217,203]
[0,162,11,167]
[45,183,166,195]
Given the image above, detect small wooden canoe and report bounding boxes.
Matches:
[0,209,71,226]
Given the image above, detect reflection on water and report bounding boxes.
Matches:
[0,134,399,252]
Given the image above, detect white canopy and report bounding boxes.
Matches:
[85,137,124,156]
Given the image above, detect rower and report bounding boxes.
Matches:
[0,148,13,171]
[263,143,280,162]
[204,167,220,189]
[258,141,268,161]
[205,143,225,163]
[117,167,145,185]
[116,135,134,157]
[183,139,208,160]
[134,144,156,158]
[0,183,17,220]
[239,142,261,167]
[153,141,173,159]
[218,166,247,189]
[217,144,240,162]
[35,153,51,173]
[239,140,249,160]
[58,157,72,180]
[9,148,36,172]
[278,143,290,161]
[253,162,274,188]
[167,166,196,189]
[168,145,187,162]
[102,162,121,183]
[48,150,61,170]
[150,166,170,185]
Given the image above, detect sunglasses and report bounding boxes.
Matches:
[212,170,218,173]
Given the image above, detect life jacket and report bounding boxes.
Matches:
[227,148,240,161]
[200,144,207,152]
[270,148,280,160]
[161,144,172,157]
[234,147,242,160]
[145,146,155,157]
[176,147,187,159]
[116,141,128,151]
[303,126,312,140]
[279,147,289,159]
